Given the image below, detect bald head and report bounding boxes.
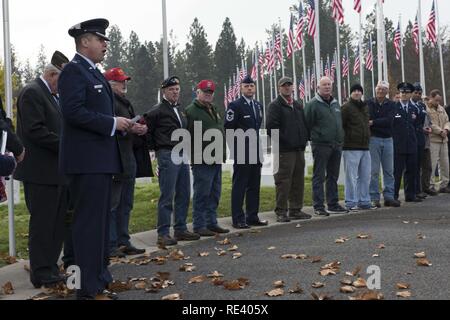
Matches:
[318,76,333,99]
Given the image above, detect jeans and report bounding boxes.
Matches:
[192,164,222,231]
[343,151,371,208]
[369,137,395,201]
[109,177,136,252]
[157,149,190,236]
[312,144,342,210]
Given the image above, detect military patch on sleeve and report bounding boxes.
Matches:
[226,109,235,122]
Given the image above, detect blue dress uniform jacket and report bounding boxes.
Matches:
[392,101,418,155]
[411,100,428,147]
[58,55,121,175]
[224,96,264,226]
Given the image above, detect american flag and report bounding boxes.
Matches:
[224,85,228,108]
[332,0,344,25]
[353,47,360,75]
[296,1,305,50]
[311,65,316,90]
[267,41,276,73]
[258,47,265,79]
[330,52,336,82]
[394,21,402,60]
[353,0,361,13]
[287,13,295,58]
[233,73,240,99]
[426,1,437,46]
[227,79,234,103]
[342,50,349,77]
[299,80,306,100]
[324,56,330,78]
[365,37,373,71]
[307,0,316,38]
[274,33,283,62]
[412,14,420,55]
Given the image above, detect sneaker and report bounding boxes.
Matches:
[276,215,291,223]
[359,204,378,210]
[208,225,230,234]
[424,188,438,196]
[289,211,312,220]
[384,199,401,207]
[121,245,146,256]
[372,200,382,208]
[327,205,349,214]
[194,229,216,237]
[174,230,201,241]
[314,208,330,217]
[347,206,359,213]
[157,235,177,247]
[109,248,126,259]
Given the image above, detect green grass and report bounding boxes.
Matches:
[0,170,344,267]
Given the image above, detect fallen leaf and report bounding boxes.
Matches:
[207,271,224,278]
[189,275,207,284]
[357,234,371,240]
[198,252,210,257]
[378,244,386,249]
[289,283,304,294]
[397,283,411,290]
[237,278,250,286]
[414,252,426,259]
[108,281,132,293]
[416,258,432,267]
[340,278,353,286]
[266,288,284,297]
[4,256,17,265]
[417,233,427,240]
[267,246,277,250]
[134,281,148,290]
[211,278,225,286]
[2,282,14,295]
[228,245,239,252]
[335,237,350,244]
[162,293,182,300]
[296,224,302,228]
[353,278,367,288]
[312,282,325,289]
[346,266,362,277]
[311,292,333,300]
[179,263,196,272]
[281,254,297,259]
[414,221,419,225]
[403,221,410,224]
[217,238,231,245]
[340,286,356,294]
[273,280,285,288]
[311,257,322,263]
[320,269,337,276]
[169,250,185,261]
[372,254,380,258]
[30,293,51,300]
[350,291,384,300]
[156,272,171,281]
[397,291,412,298]
[224,280,244,291]
[151,256,167,265]
[217,251,227,257]
[321,261,341,270]
[232,253,242,260]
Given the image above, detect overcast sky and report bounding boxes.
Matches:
[1,0,448,67]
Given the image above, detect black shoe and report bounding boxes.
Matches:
[157,235,178,246]
[208,226,230,234]
[314,208,330,217]
[405,198,423,203]
[109,248,126,259]
[232,223,251,229]
[416,193,427,199]
[276,215,291,223]
[100,289,119,300]
[424,189,438,196]
[247,219,269,226]
[174,230,201,241]
[327,205,349,214]
[384,199,401,207]
[31,274,66,289]
[289,212,312,220]
[372,200,382,208]
[121,245,146,256]
[194,229,216,237]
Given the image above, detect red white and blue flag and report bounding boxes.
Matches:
[426,1,437,46]
[412,14,420,55]
[394,21,402,60]
[307,0,316,38]
[353,47,360,75]
[296,1,305,50]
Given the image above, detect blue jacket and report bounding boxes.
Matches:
[58,54,121,175]
[392,101,418,154]
[411,99,427,147]
[367,98,395,139]
[0,154,15,177]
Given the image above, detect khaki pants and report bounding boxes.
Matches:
[274,151,305,216]
[430,142,449,190]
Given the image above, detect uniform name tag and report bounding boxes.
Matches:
[244,115,251,119]
[94,85,103,89]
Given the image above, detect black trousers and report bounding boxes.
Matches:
[24,183,69,280]
[416,144,425,194]
[421,148,433,192]
[231,164,262,225]
[68,174,113,297]
[394,153,417,200]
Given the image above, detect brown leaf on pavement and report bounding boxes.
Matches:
[273,280,285,288]
[417,233,426,240]
[217,251,227,257]
[189,275,207,284]
[2,282,14,295]
[397,291,412,298]
[267,246,277,250]
[416,258,432,267]
[162,293,182,300]
[198,252,210,257]
[108,281,132,293]
[265,288,284,297]
[134,281,148,290]
[217,238,231,245]
[340,286,356,294]
[232,253,243,260]
[311,292,333,300]
[207,271,224,278]
[378,244,386,249]
[312,282,325,289]
[414,252,426,259]
[335,237,350,244]
[320,269,337,276]
[350,291,384,300]
[352,278,368,288]
[169,250,185,261]
[396,283,411,290]
[30,293,51,301]
[156,272,171,281]
[357,234,371,240]
[289,283,304,294]
[211,278,225,286]
[224,280,244,291]
[340,278,353,286]
[346,266,362,277]
[228,245,239,252]
[179,263,196,272]
[4,256,17,265]
[311,257,322,263]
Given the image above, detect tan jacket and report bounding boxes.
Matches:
[427,104,450,143]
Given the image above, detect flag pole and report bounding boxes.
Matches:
[346,44,351,98]
[336,20,342,105]
[260,41,267,110]
[435,0,446,104]
[370,34,376,98]
[376,0,383,84]
[381,1,388,83]
[162,0,169,79]
[359,5,365,93]
[292,49,298,100]
[314,0,321,82]
[255,48,261,103]
[2,0,15,257]
[418,0,426,94]
[400,14,405,82]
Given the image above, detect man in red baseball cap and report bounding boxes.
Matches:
[103,67,152,259]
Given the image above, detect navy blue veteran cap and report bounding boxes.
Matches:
[413,82,423,92]
[242,75,255,84]
[397,82,415,93]
[68,18,110,41]
[161,76,180,89]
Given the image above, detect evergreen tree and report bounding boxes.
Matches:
[34,45,47,78]
[104,25,126,70]
[21,59,35,85]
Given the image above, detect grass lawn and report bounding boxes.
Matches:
[0,170,344,267]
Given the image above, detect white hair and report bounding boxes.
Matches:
[43,64,60,75]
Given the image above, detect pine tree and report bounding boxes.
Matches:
[21,60,35,85]
[104,25,126,70]
[34,45,47,78]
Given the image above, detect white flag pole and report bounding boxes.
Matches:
[400,14,406,82]
[418,0,426,94]
[435,0,446,104]
[314,0,321,82]
[336,20,342,105]
[162,0,169,79]
[370,34,376,98]
[346,44,351,97]
[376,0,383,84]
[359,6,365,93]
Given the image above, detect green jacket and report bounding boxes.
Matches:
[341,98,370,150]
[304,94,344,145]
[186,99,226,164]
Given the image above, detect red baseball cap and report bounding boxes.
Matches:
[197,80,216,93]
[104,67,131,82]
